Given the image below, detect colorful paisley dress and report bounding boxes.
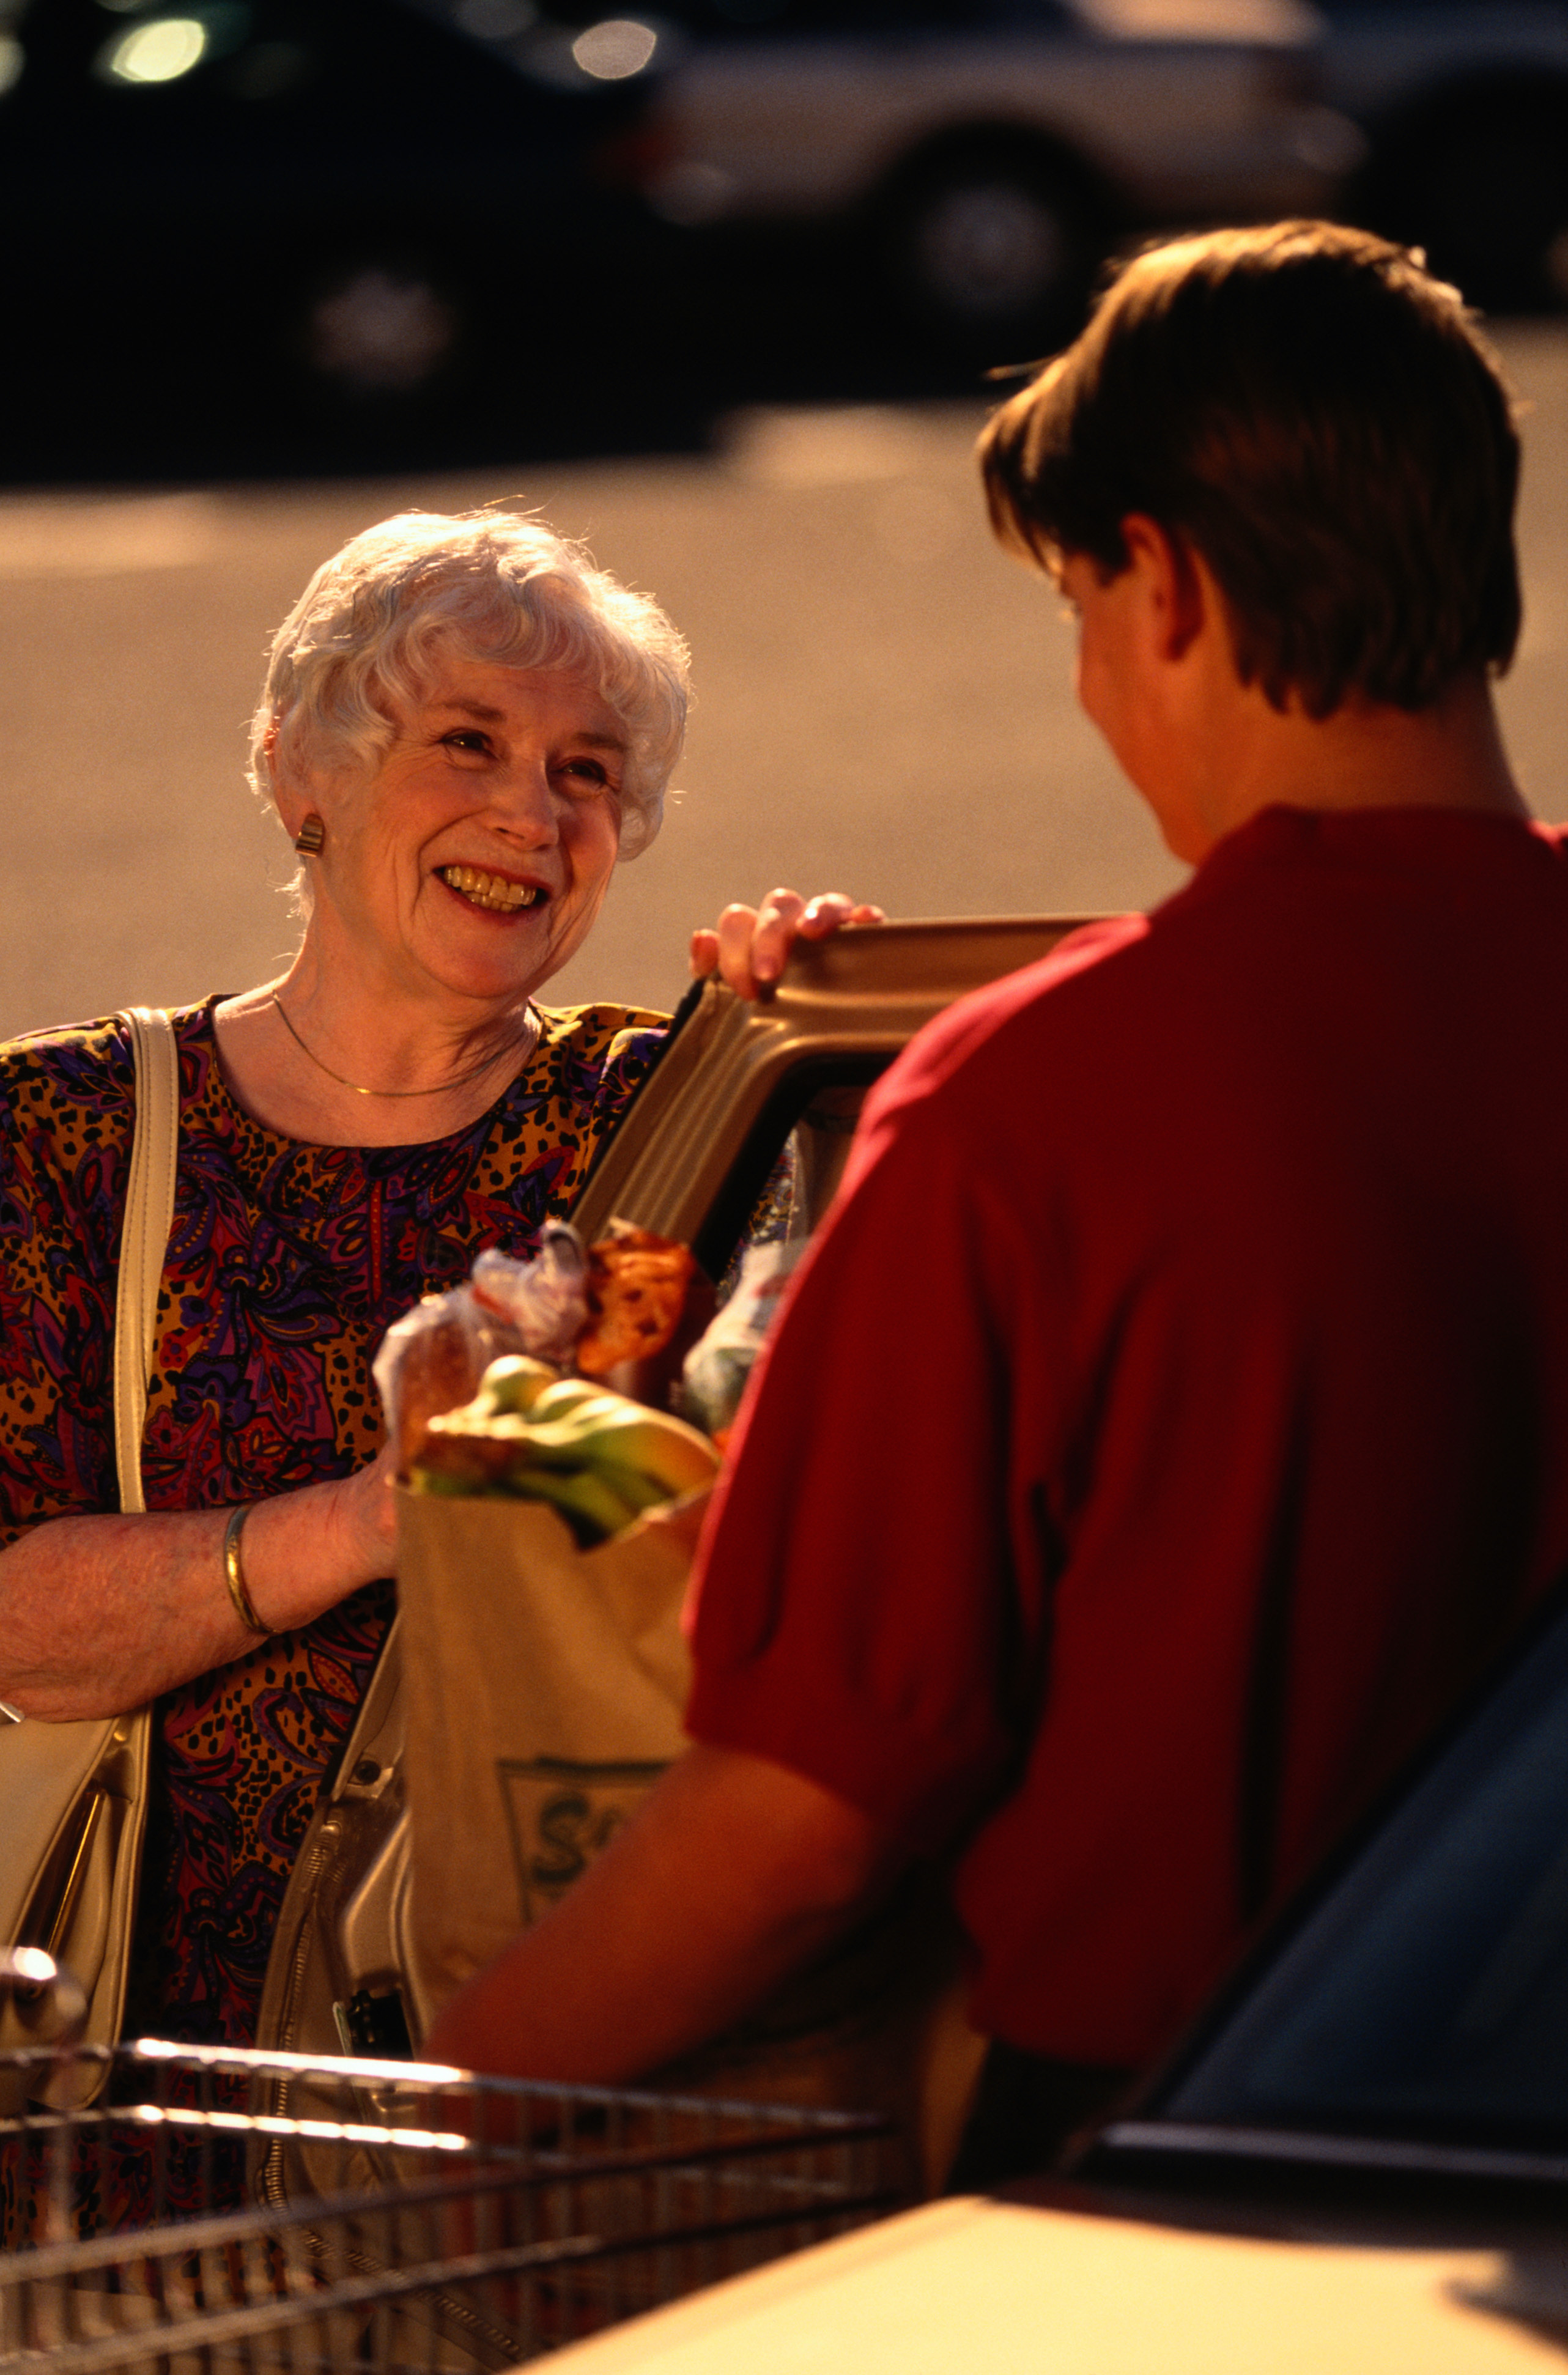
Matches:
[0,995,665,2053]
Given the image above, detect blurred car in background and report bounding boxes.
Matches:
[6,0,1566,475]
[0,0,676,473]
[599,0,1356,354]
[580,0,1568,358]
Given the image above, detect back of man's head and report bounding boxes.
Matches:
[979,222,1521,718]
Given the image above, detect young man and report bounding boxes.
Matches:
[427,224,1568,2170]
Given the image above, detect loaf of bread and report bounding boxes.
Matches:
[393,1298,489,1476]
[576,1223,695,1376]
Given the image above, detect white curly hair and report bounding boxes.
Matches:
[250,509,690,864]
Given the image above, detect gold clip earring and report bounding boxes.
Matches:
[294,815,325,856]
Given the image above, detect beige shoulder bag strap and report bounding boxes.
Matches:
[114,1008,180,1515]
[0,1008,177,2107]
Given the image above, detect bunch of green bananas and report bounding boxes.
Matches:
[412,1355,720,1544]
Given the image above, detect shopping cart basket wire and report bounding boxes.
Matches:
[0,2003,902,2372]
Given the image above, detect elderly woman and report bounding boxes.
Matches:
[0,509,869,2061]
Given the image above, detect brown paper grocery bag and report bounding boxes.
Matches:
[394,1482,985,2194]
[395,1482,704,2006]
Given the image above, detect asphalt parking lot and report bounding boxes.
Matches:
[2,319,1566,1040]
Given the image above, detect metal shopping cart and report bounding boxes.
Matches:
[0,1954,900,2373]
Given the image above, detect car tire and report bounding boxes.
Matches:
[1355,89,1568,311]
[876,138,1103,355]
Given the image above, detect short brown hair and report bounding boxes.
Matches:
[978,222,1522,717]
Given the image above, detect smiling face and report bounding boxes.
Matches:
[289,653,626,1013]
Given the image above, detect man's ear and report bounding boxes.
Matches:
[1119,515,1205,662]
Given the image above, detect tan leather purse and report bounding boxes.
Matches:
[0,1007,177,2107]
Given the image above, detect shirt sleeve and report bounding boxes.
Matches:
[684,1031,1054,1852]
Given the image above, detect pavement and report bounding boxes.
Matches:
[2,321,1565,1038]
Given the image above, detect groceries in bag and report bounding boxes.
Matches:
[680,1238,805,1441]
[374,1218,696,1477]
[412,1356,720,1543]
[578,1224,696,1374]
[374,1220,589,1474]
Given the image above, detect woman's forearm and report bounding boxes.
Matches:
[0,1454,396,1718]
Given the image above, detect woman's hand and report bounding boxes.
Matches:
[689,889,885,1003]
[223,1442,399,1647]
[314,1438,399,1586]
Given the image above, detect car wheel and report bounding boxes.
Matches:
[878,141,1103,353]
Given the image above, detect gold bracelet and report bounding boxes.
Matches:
[223,1504,269,1637]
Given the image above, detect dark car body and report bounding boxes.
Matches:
[1,0,670,473]
[1320,0,1568,306]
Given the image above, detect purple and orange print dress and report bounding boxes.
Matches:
[0,995,665,2053]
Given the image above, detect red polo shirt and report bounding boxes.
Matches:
[686,807,1568,2066]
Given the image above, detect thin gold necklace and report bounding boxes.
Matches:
[270,992,538,1099]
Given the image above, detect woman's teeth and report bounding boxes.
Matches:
[439,866,540,914]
